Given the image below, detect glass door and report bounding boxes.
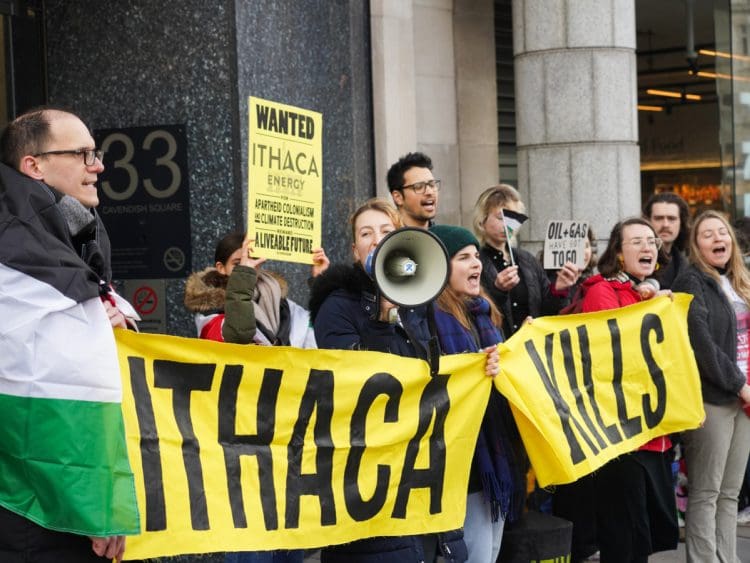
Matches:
[0,0,47,128]
[717,0,750,218]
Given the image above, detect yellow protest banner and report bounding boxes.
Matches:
[115,331,489,560]
[248,96,322,264]
[496,294,704,487]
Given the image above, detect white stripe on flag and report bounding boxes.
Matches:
[0,263,122,402]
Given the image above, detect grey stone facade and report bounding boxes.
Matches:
[45,0,374,337]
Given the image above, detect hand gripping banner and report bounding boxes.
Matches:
[114,294,703,558]
[495,294,704,487]
[115,331,490,560]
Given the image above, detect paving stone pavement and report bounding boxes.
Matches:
[303,523,750,562]
[647,522,750,562]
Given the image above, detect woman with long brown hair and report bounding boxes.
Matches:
[574,217,678,562]
[673,210,750,562]
[428,225,525,563]
[309,199,468,563]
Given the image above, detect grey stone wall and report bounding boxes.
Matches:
[234,0,374,302]
[45,0,374,337]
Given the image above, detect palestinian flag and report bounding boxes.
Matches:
[0,163,139,536]
[500,208,528,241]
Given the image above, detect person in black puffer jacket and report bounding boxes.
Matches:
[309,198,467,563]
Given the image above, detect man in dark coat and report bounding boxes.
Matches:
[644,192,690,289]
[387,151,439,229]
[0,107,136,561]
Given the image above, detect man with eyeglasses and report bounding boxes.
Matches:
[387,152,440,229]
[0,108,136,562]
[644,192,690,289]
[386,153,469,563]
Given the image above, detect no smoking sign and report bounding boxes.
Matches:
[133,286,158,316]
[124,279,166,334]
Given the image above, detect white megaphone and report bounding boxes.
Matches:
[365,227,450,307]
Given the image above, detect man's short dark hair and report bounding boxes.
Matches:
[386,152,433,192]
[0,106,83,170]
[643,191,690,251]
[0,108,52,169]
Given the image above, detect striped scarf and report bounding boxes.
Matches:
[432,297,526,522]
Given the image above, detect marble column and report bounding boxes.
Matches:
[513,0,641,248]
[454,0,500,226]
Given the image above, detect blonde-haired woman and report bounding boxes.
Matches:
[472,184,579,337]
[673,210,750,562]
[309,198,468,563]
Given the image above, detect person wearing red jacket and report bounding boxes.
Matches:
[577,217,678,563]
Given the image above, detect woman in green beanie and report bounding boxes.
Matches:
[429,225,527,563]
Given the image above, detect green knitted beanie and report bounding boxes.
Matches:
[429,225,480,258]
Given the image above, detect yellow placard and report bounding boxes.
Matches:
[495,293,704,487]
[116,331,489,560]
[248,96,322,264]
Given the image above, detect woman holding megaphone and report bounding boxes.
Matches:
[428,225,527,563]
[309,198,467,563]
[310,198,431,356]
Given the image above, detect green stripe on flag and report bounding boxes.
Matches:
[0,393,139,535]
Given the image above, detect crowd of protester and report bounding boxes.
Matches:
[176,151,750,563]
[1,103,748,562]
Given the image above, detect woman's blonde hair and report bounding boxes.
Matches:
[472,184,526,245]
[436,286,503,333]
[349,197,402,242]
[688,210,750,306]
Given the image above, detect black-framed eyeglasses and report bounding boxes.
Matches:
[401,179,441,194]
[33,148,103,166]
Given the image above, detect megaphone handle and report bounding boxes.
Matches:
[428,337,440,377]
[427,303,441,377]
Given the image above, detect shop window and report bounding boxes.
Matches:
[636,0,732,217]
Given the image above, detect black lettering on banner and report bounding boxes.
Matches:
[285,369,336,528]
[344,373,403,521]
[128,356,166,531]
[392,374,449,518]
[153,360,215,531]
[640,314,667,428]
[524,335,588,464]
[607,320,642,438]
[218,366,282,531]
[576,326,623,446]
[560,330,606,453]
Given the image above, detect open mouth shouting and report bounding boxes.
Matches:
[634,253,656,276]
[710,243,729,263]
[696,218,733,268]
[449,244,483,298]
[467,271,481,292]
[421,197,436,215]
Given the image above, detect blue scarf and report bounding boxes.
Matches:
[432,297,525,523]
